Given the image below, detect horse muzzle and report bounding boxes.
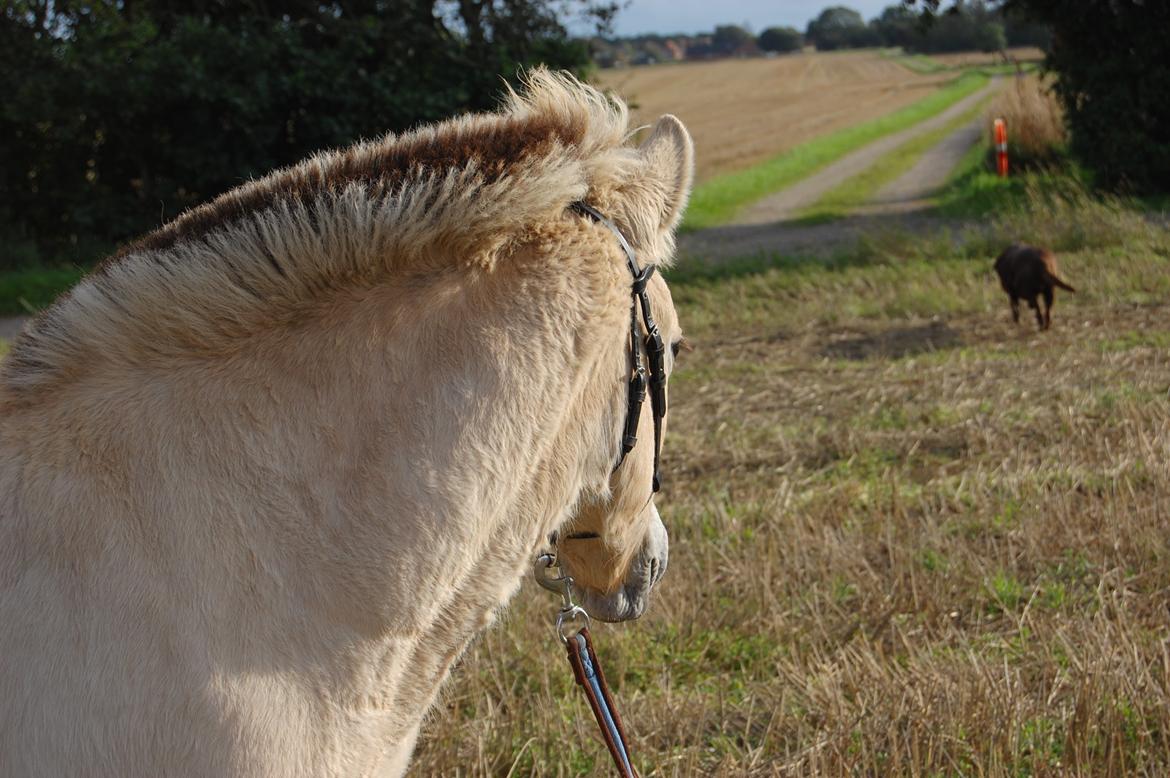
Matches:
[576,507,669,623]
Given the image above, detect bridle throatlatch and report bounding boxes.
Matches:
[527,202,670,777]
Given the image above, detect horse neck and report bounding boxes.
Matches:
[11,253,623,634]
[218,257,628,714]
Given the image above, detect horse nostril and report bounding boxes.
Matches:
[650,551,668,587]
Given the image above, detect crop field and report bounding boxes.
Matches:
[930,47,1044,68]
[594,51,954,183]
[412,188,1170,774]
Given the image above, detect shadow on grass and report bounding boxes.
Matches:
[821,321,962,361]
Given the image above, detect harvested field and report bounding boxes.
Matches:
[594,52,958,183]
[929,46,1044,67]
[412,190,1170,775]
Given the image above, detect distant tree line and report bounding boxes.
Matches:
[593,2,1046,68]
[806,1,1045,53]
[0,0,612,267]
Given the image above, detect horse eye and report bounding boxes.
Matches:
[671,337,687,359]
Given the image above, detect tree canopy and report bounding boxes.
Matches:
[758,26,803,54]
[805,6,879,51]
[711,24,755,56]
[0,0,610,266]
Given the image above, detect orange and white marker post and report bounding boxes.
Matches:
[994,118,1009,177]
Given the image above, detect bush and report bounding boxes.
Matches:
[912,2,1005,53]
[1037,0,1170,193]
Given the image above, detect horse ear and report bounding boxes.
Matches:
[638,114,694,234]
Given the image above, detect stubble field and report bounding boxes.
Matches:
[592,49,1042,187]
[412,172,1170,771]
[593,51,951,183]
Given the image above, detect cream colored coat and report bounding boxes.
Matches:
[0,71,693,776]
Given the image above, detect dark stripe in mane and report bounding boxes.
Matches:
[108,112,587,265]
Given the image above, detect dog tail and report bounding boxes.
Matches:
[1047,271,1076,293]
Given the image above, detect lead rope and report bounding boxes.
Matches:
[534,552,638,778]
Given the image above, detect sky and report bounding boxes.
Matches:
[583,0,896,37]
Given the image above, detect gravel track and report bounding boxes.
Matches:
[681,76,1002,262]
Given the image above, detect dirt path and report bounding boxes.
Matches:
[731,76,999,227]
[857,110,985,215]
[678,211,974,263]
[680,77,1001,262]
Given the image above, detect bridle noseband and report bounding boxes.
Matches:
[570,201,666,494]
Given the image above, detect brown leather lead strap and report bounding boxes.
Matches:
[565,627,637,777]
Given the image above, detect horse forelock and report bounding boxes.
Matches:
[2,69,633,396]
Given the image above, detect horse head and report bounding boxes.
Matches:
[555,114,693,623]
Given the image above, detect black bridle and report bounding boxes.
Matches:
[570,201,666,494]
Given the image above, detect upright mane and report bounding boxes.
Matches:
[2,70,634,396]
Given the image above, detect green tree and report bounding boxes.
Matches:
[0,0,611,267]
[757,26,803,54]
[914,1,1004,52]
[806,6,880,50]
[1002,6,1049,48]
[872,5,919,49]
[875,1,1004,53]
[711,24,754,56]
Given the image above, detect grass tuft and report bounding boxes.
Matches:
[987,74,1068,169]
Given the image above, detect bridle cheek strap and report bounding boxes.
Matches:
[570,201,666,494]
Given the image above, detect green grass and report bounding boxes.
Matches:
[681,70,991,230]
[931,127,1041,218]
[669,177,1161,336]
[0,267,85,315]
[933,146,1114,229]
[796,94,994,222]
[931,122,1101,220]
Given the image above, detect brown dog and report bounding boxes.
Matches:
[993,244,1075,330]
